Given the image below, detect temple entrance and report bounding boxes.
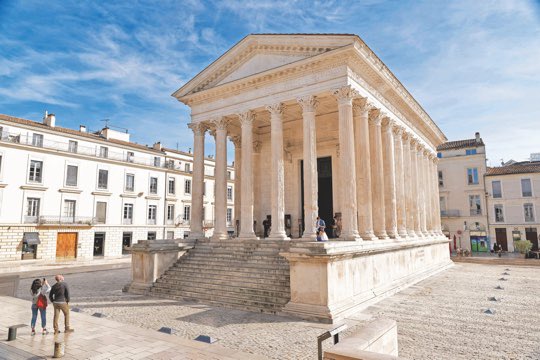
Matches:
[300,157,334,236]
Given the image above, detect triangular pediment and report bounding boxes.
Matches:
[173,34,359,99]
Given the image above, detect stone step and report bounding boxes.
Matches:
[156,275,290,292]
[175,259,290,270]
[166,266,290,279]
[182,252,289,262]
[152,281,290,299]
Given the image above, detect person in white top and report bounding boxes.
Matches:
[30,278,51,335]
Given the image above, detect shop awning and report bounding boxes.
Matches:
[23,232,41,245]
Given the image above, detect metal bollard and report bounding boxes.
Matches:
[53,341,65,358]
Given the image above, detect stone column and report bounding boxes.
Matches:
[266,103,289,240]
[432,156,443,235]
[410,138,421,237]
[297,95,319,240]
[382,117,398,238]
[353,99,377,240]
[237,111,258,239]
[187,122,207,239]
[417,145,428,236]
[333,86,361,241]
[423,150,433,236]
[211,118,229,240]
[230,135,241,235]
[402,133,416,238]
[393,126,408,238]
[368,109,388,239]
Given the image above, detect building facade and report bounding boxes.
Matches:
[437,133,489,252]
[486,162,540,252]
[0,113,234,262]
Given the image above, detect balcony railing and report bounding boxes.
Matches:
[440,210,460,217]
[469,209,482,216]
[24,215,38,224]
[38,216,96,225]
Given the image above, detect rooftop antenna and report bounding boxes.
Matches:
[100,119,110,128]
[176,142,179,151]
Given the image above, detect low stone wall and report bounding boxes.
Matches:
[324,319,400,360]
[0,274,20,296]
[281,236,451,323]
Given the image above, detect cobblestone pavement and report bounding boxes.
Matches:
[16,264,540,359]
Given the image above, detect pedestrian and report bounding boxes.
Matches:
[263,216,271,238]
[315,216,326,233]
[49,274,74,334]
[30,278,51,335]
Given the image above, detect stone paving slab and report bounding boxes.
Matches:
[0,296,267,360]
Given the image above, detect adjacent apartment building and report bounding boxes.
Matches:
[0,113,234,262]
[485,161,540,252]
[437,132,489,252]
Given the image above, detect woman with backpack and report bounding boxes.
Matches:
[30,278,51,335]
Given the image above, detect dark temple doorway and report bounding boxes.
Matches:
[300,156,334,236]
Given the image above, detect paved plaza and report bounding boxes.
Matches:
[8,262,540,359]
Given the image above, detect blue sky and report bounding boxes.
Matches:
[1,0,539,165]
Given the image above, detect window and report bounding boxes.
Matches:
[168,177,175,195]
[26,197,40,222]
[226,208,232,224]
[96,202,107,224]
[125,173,135,192]
[492,181,502,198]
[127,151,134,163]
[122,232,132,254]
[185,163,191,172]
[467,168,479,185]
[64,200,76,219]
[123,203,133,224]
[227,186,233,200]
[32,133,43,147]
[494,205,504,222]
[184,179,192,194]
[438,171,444,187]
[227,171,232,180]
[147,231,156,240]
[167,160,174,169]
[154,157,161,167]
[437,152,442,158]
[167,204,175,221]
[66,165,78,187]
[149,177,158,194]
[166,231,174,239]
[98,169,109,189]
[439,196,447,212]
[148,205,157,224]
[93,232,105,256]
[183,205,191,221]
[28,160,43,183]
[68,140,78,153]
[524,203,535,222]
[99,146,108,158]
[469,195,481,216]
[203,181,206,196]
[466,149,477,155]
[521,179,532,197]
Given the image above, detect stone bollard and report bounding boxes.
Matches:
[53,341,64,358]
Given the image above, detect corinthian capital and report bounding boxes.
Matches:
[393,125,404,138]
[297,95,318,113]
[265,103,284,117]
[212,117,230,131]
[368,108,383,126]
[381,116,395,129]
[238,111,255,126]
[352,97,373,116]
[333,85,359,104]
[229,135,241,148]
[188,122,207,136]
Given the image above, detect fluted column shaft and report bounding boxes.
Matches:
[298,95,319,240]
[410,139,421,237]
[382,117,398,238]
[423,151,433,235]
[334,87,361,240]
[212,119,229,240]
[237,111,258,239]
[266,103,289,240]
[393,127,408,237]
[403,134,416,237]
[230,136,241,235]
[369,110,388,239]
[432,157,443,235]
[353,100,377,240]
[188,122,206,239]
[417,147,428,236]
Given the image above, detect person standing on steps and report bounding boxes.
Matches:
[49,274,74,334]
[30,278,51,335]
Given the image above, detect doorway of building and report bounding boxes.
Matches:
[56,232,77,259]
[122,232,132,254]
[526,228,538,251]
[300,156,334,237]
[93,232,105,256]
[495,228,508,251]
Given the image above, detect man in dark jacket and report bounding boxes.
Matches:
[49,274,74,334]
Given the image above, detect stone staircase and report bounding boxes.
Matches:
[149,238,292,314]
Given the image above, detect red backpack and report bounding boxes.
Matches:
[36,294,47,309]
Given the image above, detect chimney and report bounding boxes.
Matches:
[153,141,162,151]
[79,125,87,133]
[44,113,56,127]
[188,147,192,154]
[475,132,481,143]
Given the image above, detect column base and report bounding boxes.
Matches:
[397,229,409,238]
[267,232,290,241]
[338,231,363,241]
[237,232,260,240]
[188,232,204,240]
[375,230,389,240]
[361,231,378,241]
[211,232,229,241]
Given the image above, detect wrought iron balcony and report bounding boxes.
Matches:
[440,210,460,217]
[469,209,482,216]
[38,216,96,225]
